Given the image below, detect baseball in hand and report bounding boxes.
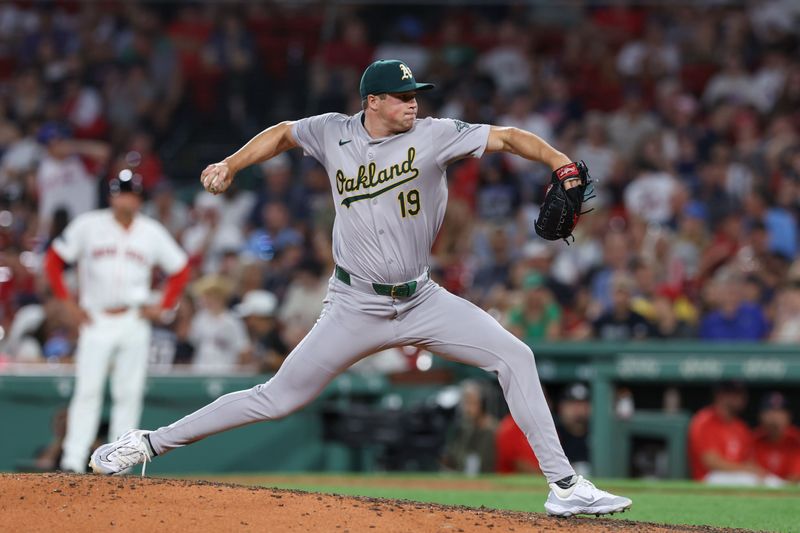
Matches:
[202,163,226,194]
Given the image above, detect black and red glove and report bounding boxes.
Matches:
[534,161,594,243]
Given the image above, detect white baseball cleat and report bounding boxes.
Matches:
[544,476,632,517]
[89,429,153,476]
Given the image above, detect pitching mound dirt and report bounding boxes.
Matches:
[0,473,747,532]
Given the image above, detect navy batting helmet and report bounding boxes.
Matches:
[110,169,144,196]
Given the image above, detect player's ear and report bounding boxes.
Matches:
[366,94,382,112]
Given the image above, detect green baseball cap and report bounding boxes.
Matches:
[359,59,435,99]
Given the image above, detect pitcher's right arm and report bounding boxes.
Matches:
[201,121,298,194]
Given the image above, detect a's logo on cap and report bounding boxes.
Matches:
[399,63,413,80]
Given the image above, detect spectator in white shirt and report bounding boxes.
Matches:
[182,192,245,274]
[624,169,679,225]
[235,290,288,372]
[477,20,532,96]
[703,53,763,111]
[35,122,110,238]
[0,123,43,196]
[189,274,249,372]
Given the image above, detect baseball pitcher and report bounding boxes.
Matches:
[44,170,190,473]
[90,60,630,517]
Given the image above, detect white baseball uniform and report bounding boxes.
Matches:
[147,112,575,483]
[36,154,98,235]
[189,309,249,371]
[55,209,187,472]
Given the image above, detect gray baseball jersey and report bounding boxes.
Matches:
[146,112,575,484]
[293,112,488,283]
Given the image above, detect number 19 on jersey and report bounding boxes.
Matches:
[398,189,420,218]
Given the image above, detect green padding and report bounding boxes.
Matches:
[612,411,691,479]
[0,373,387,474]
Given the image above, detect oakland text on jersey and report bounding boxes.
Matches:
[336,147,419,207]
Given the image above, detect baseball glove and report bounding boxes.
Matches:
[534,161,595,243]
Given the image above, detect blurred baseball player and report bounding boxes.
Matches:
[90,60,630,517]
[44,170,190,473]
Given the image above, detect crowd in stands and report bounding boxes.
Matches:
[1,1,800,371]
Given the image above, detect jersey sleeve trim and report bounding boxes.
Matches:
[43,247,71,300]
[160,263,191,309]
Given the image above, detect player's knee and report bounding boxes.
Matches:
[251,384,301,419]
[499,342,536,371]
[501,334,534,357]
[521,343,535,362]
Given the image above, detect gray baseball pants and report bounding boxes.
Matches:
[148,277,575,483]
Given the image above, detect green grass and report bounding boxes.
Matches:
[189,473,800,533]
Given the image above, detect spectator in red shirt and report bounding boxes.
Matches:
[753,392,800,483]
[688,381,764,484]
[495,412,540,474]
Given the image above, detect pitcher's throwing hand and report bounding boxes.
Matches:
[201,162,231,194]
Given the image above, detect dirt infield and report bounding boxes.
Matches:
[0,473,750,533]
